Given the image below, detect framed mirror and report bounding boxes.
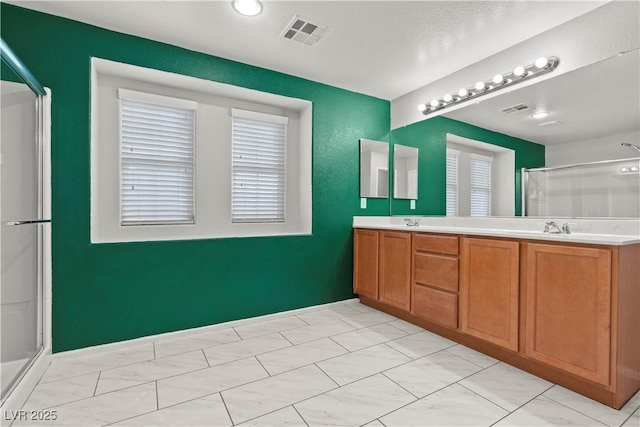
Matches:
[393,144,418,200]
[359,139,389,198]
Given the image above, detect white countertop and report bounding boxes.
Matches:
[353,216,640,246]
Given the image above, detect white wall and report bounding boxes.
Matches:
[392,1,640,129]
[545,130,640,166]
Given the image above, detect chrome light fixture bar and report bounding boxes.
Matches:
[418,56,560,115]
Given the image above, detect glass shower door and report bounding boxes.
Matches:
[0,80,44,401]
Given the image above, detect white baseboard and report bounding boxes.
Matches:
[51,298,360,362]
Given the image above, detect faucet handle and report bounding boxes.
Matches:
[562,222,571,234]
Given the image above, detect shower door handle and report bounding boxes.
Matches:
[3,219,51,226]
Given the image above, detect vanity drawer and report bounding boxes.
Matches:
[414,253,459,292]
[414,234,459,255]
[412,285,458,329]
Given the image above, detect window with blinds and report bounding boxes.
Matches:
[446,150,459,216]
[119,89,196,225]
[470,154,492,216]
[231,109,288,223]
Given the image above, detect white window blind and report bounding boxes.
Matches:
[470,154,492,216]
[231,109,288,223]
[446,150,459,216]
[119,89,196,225]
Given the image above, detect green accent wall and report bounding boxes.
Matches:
[390,116,545,216]
[1,4,390,352]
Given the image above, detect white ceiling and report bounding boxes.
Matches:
[6,0,608,100]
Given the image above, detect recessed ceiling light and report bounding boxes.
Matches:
[531,111,549,119]
[232,0,263,16]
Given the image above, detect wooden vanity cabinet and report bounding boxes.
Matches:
[353,228,640,408]
[379,231,412,310]
[460,237,520,352]
[353,229,411,310]
[524,243,612,386]
[411,234,459,328]
[353,229,379,299]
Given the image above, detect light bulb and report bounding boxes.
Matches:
[475,81,486,91]
[430,99,441,108]
[621,167,629,173]
[232,0,263,16]
[513,66,526,77]
[458,88,469,98]
[535,56,549,69]
[443,94,454,103]
[531,111,549,119]
[631,166,640,172]
[418,104,428,113]
[493,74,505,85]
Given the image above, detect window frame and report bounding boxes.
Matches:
[446,148,459,216]
[231,108,288,224]
[118,89,197,226]
[90,58,312,244]
[469,153,493,217]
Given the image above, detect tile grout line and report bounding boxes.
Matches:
[253,355,272,377]
[458,380,556,424]
[542,393,624,427]
[379,371,421,400]
[202,348,211,367]
[619,408,640,427]
[313,363,341,388]
[292,405,310,426]
[154,380,159,411]
[278,331,296,346]
[92,371,101,397]
[327,336,353,353]
[219,392,236,426]
[442,347,500,369]
[295,314,312,325]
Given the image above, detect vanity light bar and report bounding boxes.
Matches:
[418,56,560,115]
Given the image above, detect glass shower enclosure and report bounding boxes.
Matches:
[0,38,49,403]
[522,157,640,218]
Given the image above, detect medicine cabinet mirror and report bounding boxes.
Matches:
[359,139,389,198]
[393,144,418,200]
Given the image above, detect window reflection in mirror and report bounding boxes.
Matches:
[393,145,418,200]
[446,134,515,216]
[359,139,389,198]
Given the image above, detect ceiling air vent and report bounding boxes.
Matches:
[281,15,329,46]
[500,104,530,114]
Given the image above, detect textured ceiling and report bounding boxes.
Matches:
[6,0,608,100]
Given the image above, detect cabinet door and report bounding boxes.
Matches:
[460,238,520,351]
[379,231,411,310]
[353,229,379,299]
[525,243,611,386]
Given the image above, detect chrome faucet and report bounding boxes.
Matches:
[544,221,562,234]
[404,218,420,227]
[544,221,571,234]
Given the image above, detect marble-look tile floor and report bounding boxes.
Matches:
[14,301,640,427]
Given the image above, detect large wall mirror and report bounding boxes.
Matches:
[393,144,418,200]
[440,49,639,218]
[359,139,389,198]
